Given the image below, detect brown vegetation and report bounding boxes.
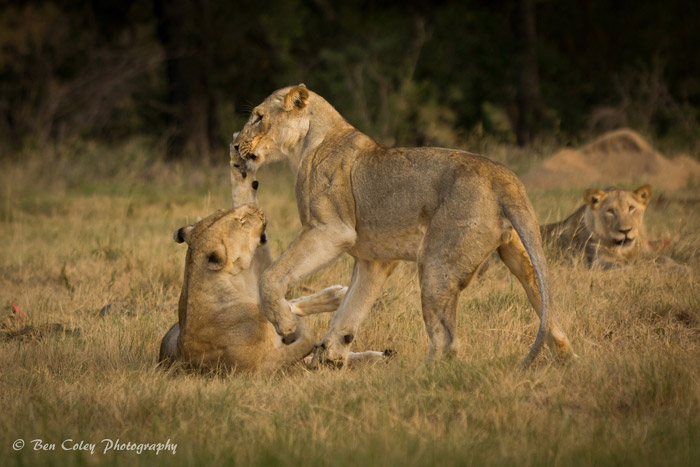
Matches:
[1,145,698,465]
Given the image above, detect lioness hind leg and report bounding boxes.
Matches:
[266,316,318,370]
[304,349,394,369]
[497,234,576,360]
[418,284,463,364]
[346,350,393,362]
[418,242,494,363]
[158,322,180,366]
[418,208,504,364]
[289,285,348,316]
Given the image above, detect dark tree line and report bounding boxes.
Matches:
[1,0,699,159]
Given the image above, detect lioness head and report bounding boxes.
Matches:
[234,84,327,168]
[230,132,259,206]
[583,184,652,250]
[174,205,267,277]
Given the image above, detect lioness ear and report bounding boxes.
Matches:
[633,184,653,205]
[583,189,607,210]
[283,86,309,111]
[174,225,194,244]
[240,207,265,225]
[206,243,228,271]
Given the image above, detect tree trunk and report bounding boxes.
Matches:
[154,0,217,159]
[511,0,546,146]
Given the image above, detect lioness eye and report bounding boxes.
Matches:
[629,206,635,213]
[606,209,615,216]
[253,113,262,124]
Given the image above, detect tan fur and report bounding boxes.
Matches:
[541,185,652,269]
[235,85,576,366]
[157,206,350,373]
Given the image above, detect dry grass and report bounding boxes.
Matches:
[1,144,699,466]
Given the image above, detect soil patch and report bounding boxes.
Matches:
[521,129,700,191]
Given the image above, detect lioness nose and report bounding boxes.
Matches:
[619,228,632,235]
[282,332,297,345]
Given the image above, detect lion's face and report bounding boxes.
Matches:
[583,185,652,250]
[235,85,311,169]
[174,205,267,278]
[230,133,259,206]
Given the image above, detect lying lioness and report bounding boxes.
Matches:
[157,206,356,372]
[234,84,575,366]
[541,185,652,269]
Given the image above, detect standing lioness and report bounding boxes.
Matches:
[235,85,575,366]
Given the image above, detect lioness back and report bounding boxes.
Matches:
[363,148,523,259]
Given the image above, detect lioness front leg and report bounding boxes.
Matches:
[313,259,396,364]
[259,225,356,342]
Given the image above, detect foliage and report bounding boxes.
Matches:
[0,0,699,157]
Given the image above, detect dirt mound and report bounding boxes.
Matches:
[521,129,700,191]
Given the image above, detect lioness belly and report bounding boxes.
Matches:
[348,147,505,262]
[349,225,424,261]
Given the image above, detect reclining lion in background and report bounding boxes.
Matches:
[541,184,688,272]
[234,84,575,367]
[541,185,652,269]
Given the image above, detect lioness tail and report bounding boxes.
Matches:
[501,202,551,368]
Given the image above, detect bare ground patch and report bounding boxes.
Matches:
[522,128,700,191]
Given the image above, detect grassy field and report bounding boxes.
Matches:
[1,143,699,466]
